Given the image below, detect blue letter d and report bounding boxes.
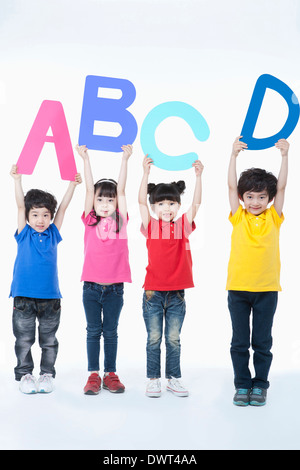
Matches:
[241,74,299,150]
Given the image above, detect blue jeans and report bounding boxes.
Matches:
[12,297,61,381]
[142,290,186,379]
[228,290,278,389]
[82,281,124,372]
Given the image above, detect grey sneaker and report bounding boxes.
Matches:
[250,387,267,406]
[233,388,251,406]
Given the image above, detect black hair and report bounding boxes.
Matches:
[24,189,57,221]
[238,168,278,201]
[89,178,122,232]
[147,181,186,205]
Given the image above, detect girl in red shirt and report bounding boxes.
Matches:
[138,155,204,398]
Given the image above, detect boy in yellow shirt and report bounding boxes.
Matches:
[227,136,289,406]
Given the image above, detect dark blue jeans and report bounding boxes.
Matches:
[228,290,278,390]
[82,282,124,372]
[12,297,61,381]
[142,290,186,379]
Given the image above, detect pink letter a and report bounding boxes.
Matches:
[17,100,77,180]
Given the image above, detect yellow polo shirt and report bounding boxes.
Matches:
[226,205,284,292]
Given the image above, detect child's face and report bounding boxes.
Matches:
[28,207,52,232]
[241,190,271,215]
[152,199,180,222]
[94,191,117,218]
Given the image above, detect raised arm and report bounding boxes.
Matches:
[10,164,26,234]
[117,144,133,219]
[186,160,204,225]
[53,174,82,231]
[75,144,94,217]
[138,155,153,229]
[273,139,289,216]
[228,136,248,215]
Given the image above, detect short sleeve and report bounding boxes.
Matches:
[182,213,196,238]
[140,217,158,239]
[81,210,97,226]
[270,205,284,227]
[140,221,150,238]
[14,223,30,243]
[229,205,243,226]
[49,223,62,243]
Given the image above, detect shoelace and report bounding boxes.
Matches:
[148,379,160,390]
[251,387,263,395]
[169,377,186,390]
[237,388,249,395]
[23,374,35,382]
[39,374,52,383]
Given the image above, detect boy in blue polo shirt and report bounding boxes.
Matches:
[10,164,81,394]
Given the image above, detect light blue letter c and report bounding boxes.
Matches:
[140,101,210,171]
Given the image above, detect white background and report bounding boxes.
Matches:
[1,0,300,451]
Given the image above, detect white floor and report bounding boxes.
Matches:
[1,365,299,451]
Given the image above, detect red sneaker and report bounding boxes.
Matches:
[103,372,125,393]
[84,373,101,395]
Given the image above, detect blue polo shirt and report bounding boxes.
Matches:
[10,223,62,299]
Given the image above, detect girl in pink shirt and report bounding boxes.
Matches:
[76,144,132,395]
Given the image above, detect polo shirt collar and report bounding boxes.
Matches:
[159,219,175,228]
[246,210,267,220]
[31,227,50,236]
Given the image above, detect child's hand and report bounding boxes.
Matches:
[72,173,82,185]
[232,136,247,157]
[192,160,204,176]
[75,144,89,159]
[10,164,21,180]
[121,144,133,160]
[275,139,289,157]
[143,155,153,175]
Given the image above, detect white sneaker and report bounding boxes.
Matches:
[37,374,54,393]
[166,377,189,397]
[19,374,38,394]
[146,378,161,398]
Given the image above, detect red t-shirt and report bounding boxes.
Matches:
[140,213,196,290]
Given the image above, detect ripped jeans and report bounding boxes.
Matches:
[142,290,186,379]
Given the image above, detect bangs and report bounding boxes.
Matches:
[246,182,268,193]
[149,184,181,204]
[95,181,117,198]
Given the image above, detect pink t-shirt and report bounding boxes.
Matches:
[81,210,132,284]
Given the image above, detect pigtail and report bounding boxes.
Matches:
[171,180,186,194]
[147,183,156,194]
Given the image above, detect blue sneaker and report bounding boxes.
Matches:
[250,387,267,406]
[233,388,251,406]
